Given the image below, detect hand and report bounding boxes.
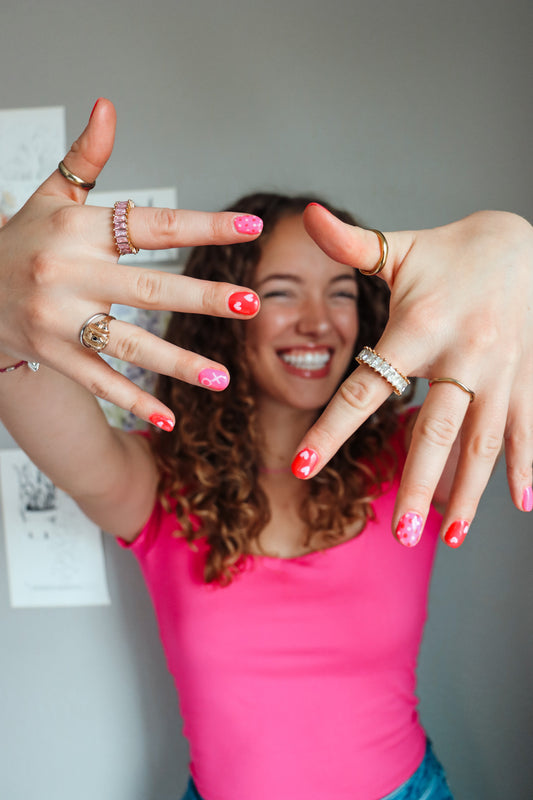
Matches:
[0,99,262,429]
[292,203,533,543]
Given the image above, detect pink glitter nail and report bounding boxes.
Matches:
[395,512,424,548]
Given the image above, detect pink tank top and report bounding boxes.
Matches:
[119,433,440,800]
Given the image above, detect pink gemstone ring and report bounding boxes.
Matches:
[112,200,139,256]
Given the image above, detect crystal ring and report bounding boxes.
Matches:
[112,200,139,256]
[355,346,410,396]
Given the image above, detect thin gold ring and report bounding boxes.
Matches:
[358,229,389,276]
[58,160,96,190]
[428,377,475,403]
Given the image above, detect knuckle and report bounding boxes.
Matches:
[87,376,111,401]
[133,271,163,306]
[29,251,59,287]
[339,377,373,412]
[50,205,83,236]
[467,430,502,462]
[418,414,458,448]
[151,208,181,242]
[112,333,143,364]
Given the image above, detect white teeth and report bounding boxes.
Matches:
[280,350,331,370]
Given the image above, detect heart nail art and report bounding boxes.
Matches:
[228,291,259,316]
[291,448,319,479]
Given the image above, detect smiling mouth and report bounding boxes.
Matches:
[278,348,332,371]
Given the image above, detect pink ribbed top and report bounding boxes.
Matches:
[119,433,440,800]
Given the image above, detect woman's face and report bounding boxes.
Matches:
[245,214,359,414]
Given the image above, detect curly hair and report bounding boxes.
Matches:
[152,192,414,584]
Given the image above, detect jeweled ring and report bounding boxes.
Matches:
[358,229,389,276]
[356,346,410,396]
[112,200,139,256]
[58,160,96,190]
[428,377,475,403]
[80,313,116,352]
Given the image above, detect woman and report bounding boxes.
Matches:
[0,99,531,798]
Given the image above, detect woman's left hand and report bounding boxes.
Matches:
[292,204,533,546]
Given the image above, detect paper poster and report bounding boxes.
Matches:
[0,449,110,608]
[0,106,66,225]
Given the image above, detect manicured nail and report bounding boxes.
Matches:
[89,99,100,120]
[233,215,263,235]
[291,448,319,479]
[198,368,230,391]
[228,291,260,316]
[149,414,174,432]
[395,512,424,547]
[522,486,533,512]
[444,519,469,548]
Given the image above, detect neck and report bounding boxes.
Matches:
[255,398,317,474]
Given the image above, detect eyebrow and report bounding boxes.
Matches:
[256,273,356,288]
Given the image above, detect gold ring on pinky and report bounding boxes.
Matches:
[358,229,389,276]
[58,160,96,190]
[80,313,116,352]
[428,378,476,403]
[356,346,410,396]
[112,200,139,256]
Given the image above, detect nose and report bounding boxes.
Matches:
[295,296,333,337]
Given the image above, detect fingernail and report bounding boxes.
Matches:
[233,215,263,235]
[89,99,100,120]
[522,486,533,512]
[291,448,319,479]
[198,368,230,391]
[228,291,260,316]
[395,512,424,547]
[444,519,470,548]
[149,414,174,432]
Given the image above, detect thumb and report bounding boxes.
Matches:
[36,98,116,203]
[303,202,412,285]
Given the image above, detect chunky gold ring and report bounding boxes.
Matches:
[79,313,115,352]
[428,378,475,403]
[356,346,410,396]
[58,160,96,190]
[358,229,389,276]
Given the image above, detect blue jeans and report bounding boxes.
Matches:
[180,740,454,800]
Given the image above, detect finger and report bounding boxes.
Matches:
[77,264,260,317]
[302,202,414,284]
[103,320,230,390]
[391,383,471,547]
[49,341,178,431]
[36,98,116,204]
[504,372,533,513]
[125,207,264,250]
[291,327,417,479]
[439,390,509,548]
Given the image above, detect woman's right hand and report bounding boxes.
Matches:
[0,98,262,430]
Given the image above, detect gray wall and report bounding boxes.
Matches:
[1,1,531,798]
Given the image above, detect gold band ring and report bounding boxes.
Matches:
[80,313,115,352]
[58,160,96,190]
[358,229,389,276]
[428,377,475,403]
[356,346,410,396]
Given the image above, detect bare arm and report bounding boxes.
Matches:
[0,364,158,540]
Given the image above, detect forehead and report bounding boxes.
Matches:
[254,214,355,284]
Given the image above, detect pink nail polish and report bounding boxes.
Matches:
[228,291,260,316]
[522,486,533,512]
[444,519,470,548]
[149,414,174,432]
[233,215,263,235]
[198,368,230,391]
[291,448,319,479]
[395,512,424,547]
